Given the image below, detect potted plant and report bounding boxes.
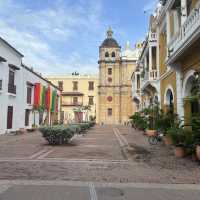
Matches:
[145,105,159,137]
[159,111,179,146]
[167,126,186,158]
[191,115,200,160]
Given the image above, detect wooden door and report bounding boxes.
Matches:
[74,112,83,123]
[25,109,30,126]
[7,106,13,129]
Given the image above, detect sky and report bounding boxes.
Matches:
[0,0,158,75]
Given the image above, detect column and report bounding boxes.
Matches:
[181,0,187,25]
[173,10,180,34]
[166,10,171,45]
[149,46,153,71]
[149,46,152,80]
[144,56,147,70]
[176,64,184,121]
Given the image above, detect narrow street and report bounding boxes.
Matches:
[0,125,199,199]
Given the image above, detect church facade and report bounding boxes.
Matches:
[98,28,140,124]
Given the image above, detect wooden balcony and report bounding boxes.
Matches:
[62,102,83,107]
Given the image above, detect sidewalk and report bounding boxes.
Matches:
[0,180,200,200]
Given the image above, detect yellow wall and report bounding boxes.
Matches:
[180,43,200,75]
[159,31,167,76]
[47,75,99,123]
[98,46,137,124]
[160,71,177,113]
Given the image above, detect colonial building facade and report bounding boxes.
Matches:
[47,74,98,123]
[98,28,140,124]
[131,0,200,123]
[0,37,60,134]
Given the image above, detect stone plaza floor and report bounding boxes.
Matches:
[0,125,199,199]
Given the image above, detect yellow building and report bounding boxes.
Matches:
[47,74,99,123]
[132,15,160,111]
[98,28,139,124]
[163,0,200,121]
[133,0,200,123]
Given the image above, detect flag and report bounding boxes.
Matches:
[34,83,41,108]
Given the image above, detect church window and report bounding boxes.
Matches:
[108,68,112,75]
[111,52,115,57]
[107,108,112,116]
[105,52,109,57]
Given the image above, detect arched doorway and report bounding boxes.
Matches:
[165,88,174,113]
[183,71,200,124]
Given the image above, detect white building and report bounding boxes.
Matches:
[0,37,60,135]
[131,15,160,111]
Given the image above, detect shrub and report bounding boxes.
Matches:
[130,112,148,131]
[39,125,76,145]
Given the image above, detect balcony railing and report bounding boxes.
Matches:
[168,2,200,58]
[149,33,157,41]
[149,70,158,80]
[8,84,16,94]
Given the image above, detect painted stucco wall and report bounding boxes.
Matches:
[47,75,99,123]
[0,40,60,134]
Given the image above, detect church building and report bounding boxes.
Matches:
[98,28,140,124]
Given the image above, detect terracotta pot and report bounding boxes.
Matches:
[163,135,173,146]
[146,130,156,136]
[196,145,200,160]
[174,146,185,158]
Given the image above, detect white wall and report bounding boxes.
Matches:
[0,39,60,134]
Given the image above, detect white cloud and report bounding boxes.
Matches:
[0,0,103,75]
[143,0,158,13]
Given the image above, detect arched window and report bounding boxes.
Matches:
[105,52,109,57]
[165,88,174,113]
[111,52,115,57]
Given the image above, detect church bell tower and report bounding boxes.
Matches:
[98,27,122,124]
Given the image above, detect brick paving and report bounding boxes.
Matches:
[0,125,199,184]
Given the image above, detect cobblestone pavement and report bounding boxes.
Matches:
[0,125,199,184]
